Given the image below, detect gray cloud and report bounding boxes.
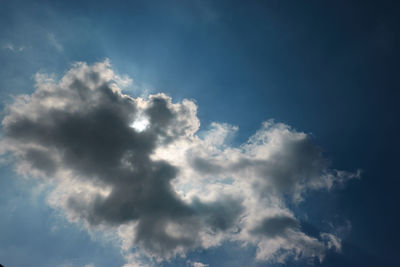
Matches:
[0,61,359,266]
[251,216,300,238]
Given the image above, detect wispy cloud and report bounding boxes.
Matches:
[2,43,24,52]
[48,33,63,52]
[0,60,359,267]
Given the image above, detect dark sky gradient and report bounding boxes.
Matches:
[0,1,399,266]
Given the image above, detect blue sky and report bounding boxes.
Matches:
[0,1,399,266]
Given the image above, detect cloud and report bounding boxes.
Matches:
[2,43,24,52]
[0,60,359,266]
[48,33,63,52]
[189,261,209,267]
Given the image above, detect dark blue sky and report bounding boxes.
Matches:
[0,1,399,266]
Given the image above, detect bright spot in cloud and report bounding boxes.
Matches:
[130,116,149,132]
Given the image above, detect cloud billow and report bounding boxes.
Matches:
[0,61,359,266]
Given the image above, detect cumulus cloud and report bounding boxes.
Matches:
[0,60,359,266]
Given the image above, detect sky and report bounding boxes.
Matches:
[0,1,399,267]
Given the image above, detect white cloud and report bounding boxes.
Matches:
[189,261,209,267]
[0,60,359,266]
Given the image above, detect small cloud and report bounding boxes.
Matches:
[2,43,24,52]
[48,33,63,52]
[189,261,209,267]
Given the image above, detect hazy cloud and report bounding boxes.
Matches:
[48,33,63,52]
[0,60,359,266]
[2,43,24,52]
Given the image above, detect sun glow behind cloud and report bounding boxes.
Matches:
[0,60,359,267]
[130,116,150,132]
